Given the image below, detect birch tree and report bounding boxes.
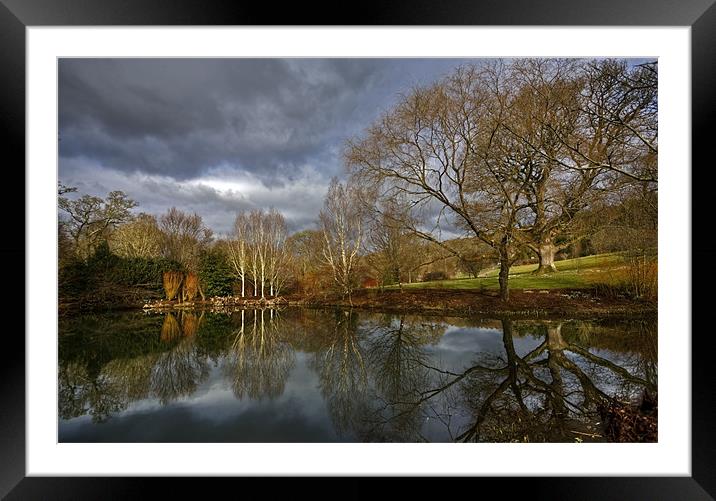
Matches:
[265,209,288,297]
[228,212,250,297]
[320,178,364,299]
[248,210,267,298]
[235,209,290,299]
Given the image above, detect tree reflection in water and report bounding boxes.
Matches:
[223,309,295,400]
[59,311,210,420]
[310,309,369,437]
[383,317,658,442]
[58,360,129,423]
[356,315,446,441]
[58,309,656,441]
[151,312,209,405]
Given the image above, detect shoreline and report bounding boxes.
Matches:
[60,287,657,320]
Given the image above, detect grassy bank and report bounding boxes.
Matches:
[387,252,637,291]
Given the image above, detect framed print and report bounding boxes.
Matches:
[2,0,714,497]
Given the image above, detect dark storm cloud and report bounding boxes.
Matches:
[58,58,475,232]
[60,58,396,180]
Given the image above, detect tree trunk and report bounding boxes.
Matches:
[546,322,566,351]
[260,266,265,299]
[498,245,510,302]
[534,240,558,275]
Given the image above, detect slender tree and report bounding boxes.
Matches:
[286,229,326,294]
[228,212,250,297]
[265,209,289,297]
[320,178,364,300]
[362,195,421,289]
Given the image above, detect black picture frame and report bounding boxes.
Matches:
[2,0,713,497]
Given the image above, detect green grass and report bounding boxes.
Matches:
[387,252,628,291]
[480,252,625,277]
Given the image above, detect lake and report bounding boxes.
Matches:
[58,308,657,442]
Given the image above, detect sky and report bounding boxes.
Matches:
[58,58,478,235]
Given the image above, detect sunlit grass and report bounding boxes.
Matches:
[480,252,626,277]
[387,252,628,291]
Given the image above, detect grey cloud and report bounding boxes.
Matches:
[59,58,383,180]
[59,58,475,233]
[60,158,327,235]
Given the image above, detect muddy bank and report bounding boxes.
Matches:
[135,287,656,319]
[296,288,656,319]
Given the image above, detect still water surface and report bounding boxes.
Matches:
[59,308,656,442]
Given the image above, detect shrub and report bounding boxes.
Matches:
[198,250,234,297]
[163,271,183,300]
[593,252,657,303]
[624,253,657,302]
[110,257,181,289]
[58,259,93,298]
[422,270,448,282]
[58,241,191,313]
[85,241,120,274]
[59,241,182,302]
[183,272,200,301]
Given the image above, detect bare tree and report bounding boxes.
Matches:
[245,210,262,297]
[228,212,250,297]
[578,60,657,183]
[320,177,364,299]
[158,207,213,271]
[58,188,137,259]
[347,59,657,294]
[254,210,269,298]
[500,59,657,273]
[363,195,421,289]
[494,59,595,273]
[231,209,290,299]
[346,64,530,300]
[265,209,289,297]
[286,229,326,294]
[510,60,657,183]
[110,213,162,259]
[58,182,77,196]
